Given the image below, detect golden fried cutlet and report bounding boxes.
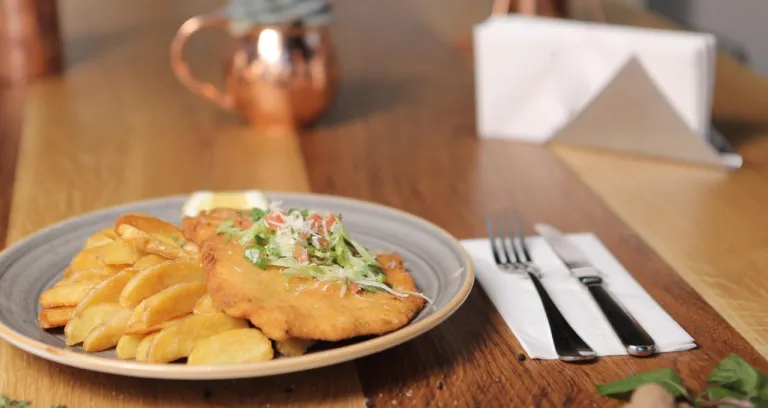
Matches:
[183,210,426,342]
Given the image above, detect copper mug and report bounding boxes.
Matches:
[171,13,338,129]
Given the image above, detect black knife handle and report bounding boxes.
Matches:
[528,272,597,362]
[582,278,656,357]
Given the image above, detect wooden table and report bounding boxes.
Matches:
[1,0,767,406]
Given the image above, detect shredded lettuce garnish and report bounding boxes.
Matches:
[222,203,428,300]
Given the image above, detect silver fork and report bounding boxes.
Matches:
[486,209,598,362]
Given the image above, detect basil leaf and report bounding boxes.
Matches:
[708,354,764,398]
[596,368,687,399]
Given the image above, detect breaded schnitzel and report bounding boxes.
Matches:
[183,207,427,342]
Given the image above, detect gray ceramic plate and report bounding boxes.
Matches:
[0,193,473,379]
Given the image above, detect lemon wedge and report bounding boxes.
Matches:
[182,190,269,217]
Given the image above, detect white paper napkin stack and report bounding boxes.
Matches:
[474,15,715,141]
[472,16,742,168]
[461,234,696,359]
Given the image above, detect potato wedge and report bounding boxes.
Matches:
[69,247,104,272]
[64,303,124,346]
[40,281,100,308]
[133,254,168,270]
[62,267,73,279]
[119,260,205,308]
[99,237,140,265]
[125,283,206,333]
[145,313,248,363]
[38,306,75,329]
[117,224,190,260]
[123,314,188,335]
[84,229,116,249]
[116,333,146,360]
[57,268,116,285]
[193,294,218,315]
[135,332,159,362]
[114,214,187,248]
[73,268,139,314]
[275,338,316,357]
[188,328,274,365]
[83,307,131,352]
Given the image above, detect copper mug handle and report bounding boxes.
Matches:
[170,16,235,111]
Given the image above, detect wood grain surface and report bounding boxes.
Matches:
[554,0,768,359]
[0,0,767,406]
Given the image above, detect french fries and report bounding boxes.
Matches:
[119,260,205,308]
[117,223,191,260]
[276,338,316,357]
[57,268,116,285]
[73,268,138,314]
[116,334,145,360]
[64,303,125,346]
[40,281,101,308]
[38,306,75,329]
[144,313,248,363]
[114,214,187,248]
[125,283,207,333]
[69,247,105,272]
[39,213,287,366]
[84,228,116,249]
[135,332,158,362]
[133,254,168,270]
[99,237,141,265]
[188,328,273,365]
[83,307,132,352]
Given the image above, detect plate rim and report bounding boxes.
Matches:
[0,192,475,380]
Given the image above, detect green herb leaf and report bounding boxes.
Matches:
[251,208,266,221]
[596,368,688,399]
[708,354,765,398]
[703,387,748,408]
[52,405,68,408]
[0,396,32,408]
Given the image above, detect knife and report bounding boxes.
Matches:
[534,223,657,357]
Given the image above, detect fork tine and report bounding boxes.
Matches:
[502,210,521,263]
[496,211,516,265]
[485,213,504,265]
[513,209,532,262]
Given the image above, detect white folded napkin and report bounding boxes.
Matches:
[473,16,715,142]
[461,234,696,359]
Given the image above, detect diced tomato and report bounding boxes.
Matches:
[310,235,330,249]
[323,214,338,231]
[294,243,309,264]
[234,214,253,229]
[307,213,323,231]
[265,212,284,231]
[348,283,361,293]
[309,213,338,234]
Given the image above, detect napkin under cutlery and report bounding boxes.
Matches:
[461,233,696,359]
